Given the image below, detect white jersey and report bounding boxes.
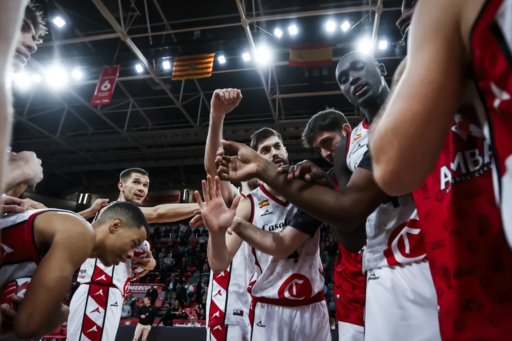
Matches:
[247,185,324,303]
[206,242,253,329]
[346,120,426,272]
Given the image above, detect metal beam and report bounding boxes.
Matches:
[272,91,342,99]
[91,0,202,134]
[245,5,375,22]
[117,82,152,128]
[371,0,384,49]
[193,79,211,112]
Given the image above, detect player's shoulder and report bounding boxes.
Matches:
[41,210,94,240]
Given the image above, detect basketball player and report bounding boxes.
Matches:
[215,52,441,341]
[202,89,258,341]
[0,202,148,339]
[283,109,365,341]
[198,128,330,341]
[367,1,512,339]
[68,167,199,341]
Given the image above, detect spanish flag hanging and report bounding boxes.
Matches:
[289,44,333,67]
[172,53,215,80]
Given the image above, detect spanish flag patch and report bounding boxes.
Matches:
[353,134,362,143]
[259,200,270,208]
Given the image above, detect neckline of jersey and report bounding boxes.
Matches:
[259,185,289,207]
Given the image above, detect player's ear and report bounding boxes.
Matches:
[342,123,352,136]
[118,181,124,191]
[110,219,123,234]
[379,63,387,77]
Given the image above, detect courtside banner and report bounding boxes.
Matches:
[91,65,121,105]
[128,284,163,294]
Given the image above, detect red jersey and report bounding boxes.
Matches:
[471,0,512,248]
[331,175,365,326]
[412,115,512,340]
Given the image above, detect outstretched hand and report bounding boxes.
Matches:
[194,176,242,235]
[277,160,332,187]
[215,140,265,182]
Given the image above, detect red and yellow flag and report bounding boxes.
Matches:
[289,44,333,67]
[259,200,270,209]
[172,53,215,80]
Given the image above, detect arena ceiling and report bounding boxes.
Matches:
[11,0,405,198]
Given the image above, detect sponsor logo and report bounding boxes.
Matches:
[261,209,273,217]
[262,219,291,232]
[352,134,362,143]
[368,271,380,281]
[258,200,270,209]
[86,325,98,333]
[110,302,118,307]
[233,309,244,317]
[256,321,265,328]
[278,274,313,300]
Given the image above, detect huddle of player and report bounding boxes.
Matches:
[2,1,512,341]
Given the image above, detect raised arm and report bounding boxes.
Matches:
[14,212,95,339]
[140,203,199,223]
[369,0,468,196]
[205,89,243,206]
[4,152,43,194]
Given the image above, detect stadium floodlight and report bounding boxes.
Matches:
[135,63,144,73]
[32,74,42,83]
[13,72,32,90]
[288,24,298,36]
[341,21,351,32]
[255,45,272,66]
[71,68,83,80]
[45,65,68,89]
[53,16,66,28]
[378,39,389,50]
[218,55,226,64]
[242,52,251,62]
[325,20,336,33]
[162,60,171,70]
[356,38,373,54]
[274,28,283,38]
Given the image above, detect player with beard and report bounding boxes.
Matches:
[215,52,441,341]
[198,128,330,341]
[68,168,200,341]
[277,109,366,341]
[366,0,512,339]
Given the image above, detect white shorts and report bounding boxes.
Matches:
[337,321,364,341]
[365,261,441,341]
[249,300,331,341]
[207,324,249,341]
[67,284,123,341]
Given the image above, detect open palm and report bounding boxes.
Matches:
[216,140,263,182]
[195,176,241,234]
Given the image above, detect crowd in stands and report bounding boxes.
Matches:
[67,219,339,328]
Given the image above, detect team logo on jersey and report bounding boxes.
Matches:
[214,289,222,297]
[352,133,362,144]
[383,218,426,266]
[212,311,221,318]
[233,309,244,317]
[258,200,270,208]
[261,209,273,216]
[278,274,313,300]
[1,243,14,258]
[90,307,101,314]
[95,274,107,281]
[86,325,98,333]
[93,290,104,296]
[213,325,223,331]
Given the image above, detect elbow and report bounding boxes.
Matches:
[14,318,52,339]
[211,266,227,274]
[372,161,423,197]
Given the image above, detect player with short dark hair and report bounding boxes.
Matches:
[249,128,283,151]
[0,202,148,339]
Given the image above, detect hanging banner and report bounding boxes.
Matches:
[90,65,121,105]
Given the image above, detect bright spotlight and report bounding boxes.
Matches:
[255,45,272,66]
[13,72,32,89]
[71,68,83,80]
[218,55,226,64]
[325,21,336,33]
[45,66,68,89]
[135,63,144,73]
[53,16,66,28]
[242,52,251,62]
[288,24,298,36]
[162,60,171,70]
[341,21,351,32]
[274,28,283,38]
[31,74,42,83]
[378,39,389,50]
[356,38,373,54]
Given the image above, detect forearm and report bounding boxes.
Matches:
[4,165,28,194]
[77,207,96,220]
[207,232,231,273]
[233,219,292,259]
[143,204,199,223]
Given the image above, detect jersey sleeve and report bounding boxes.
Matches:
[357,150,372,171]
[289,210,322,237]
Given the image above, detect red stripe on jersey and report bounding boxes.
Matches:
[252,290,324,307]
[82,314,103,341]
[92,267,113,284]
[210,324,227,341]
[208,299,225,327]
[259,185,288,207]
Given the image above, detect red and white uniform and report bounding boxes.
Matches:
[68,201,134,341]
[413,114,512,340]
[206,244,253,341]
[246,185,330,341]
[0,209,81,288]
[472,0,512,248]
[347,120,440,341]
